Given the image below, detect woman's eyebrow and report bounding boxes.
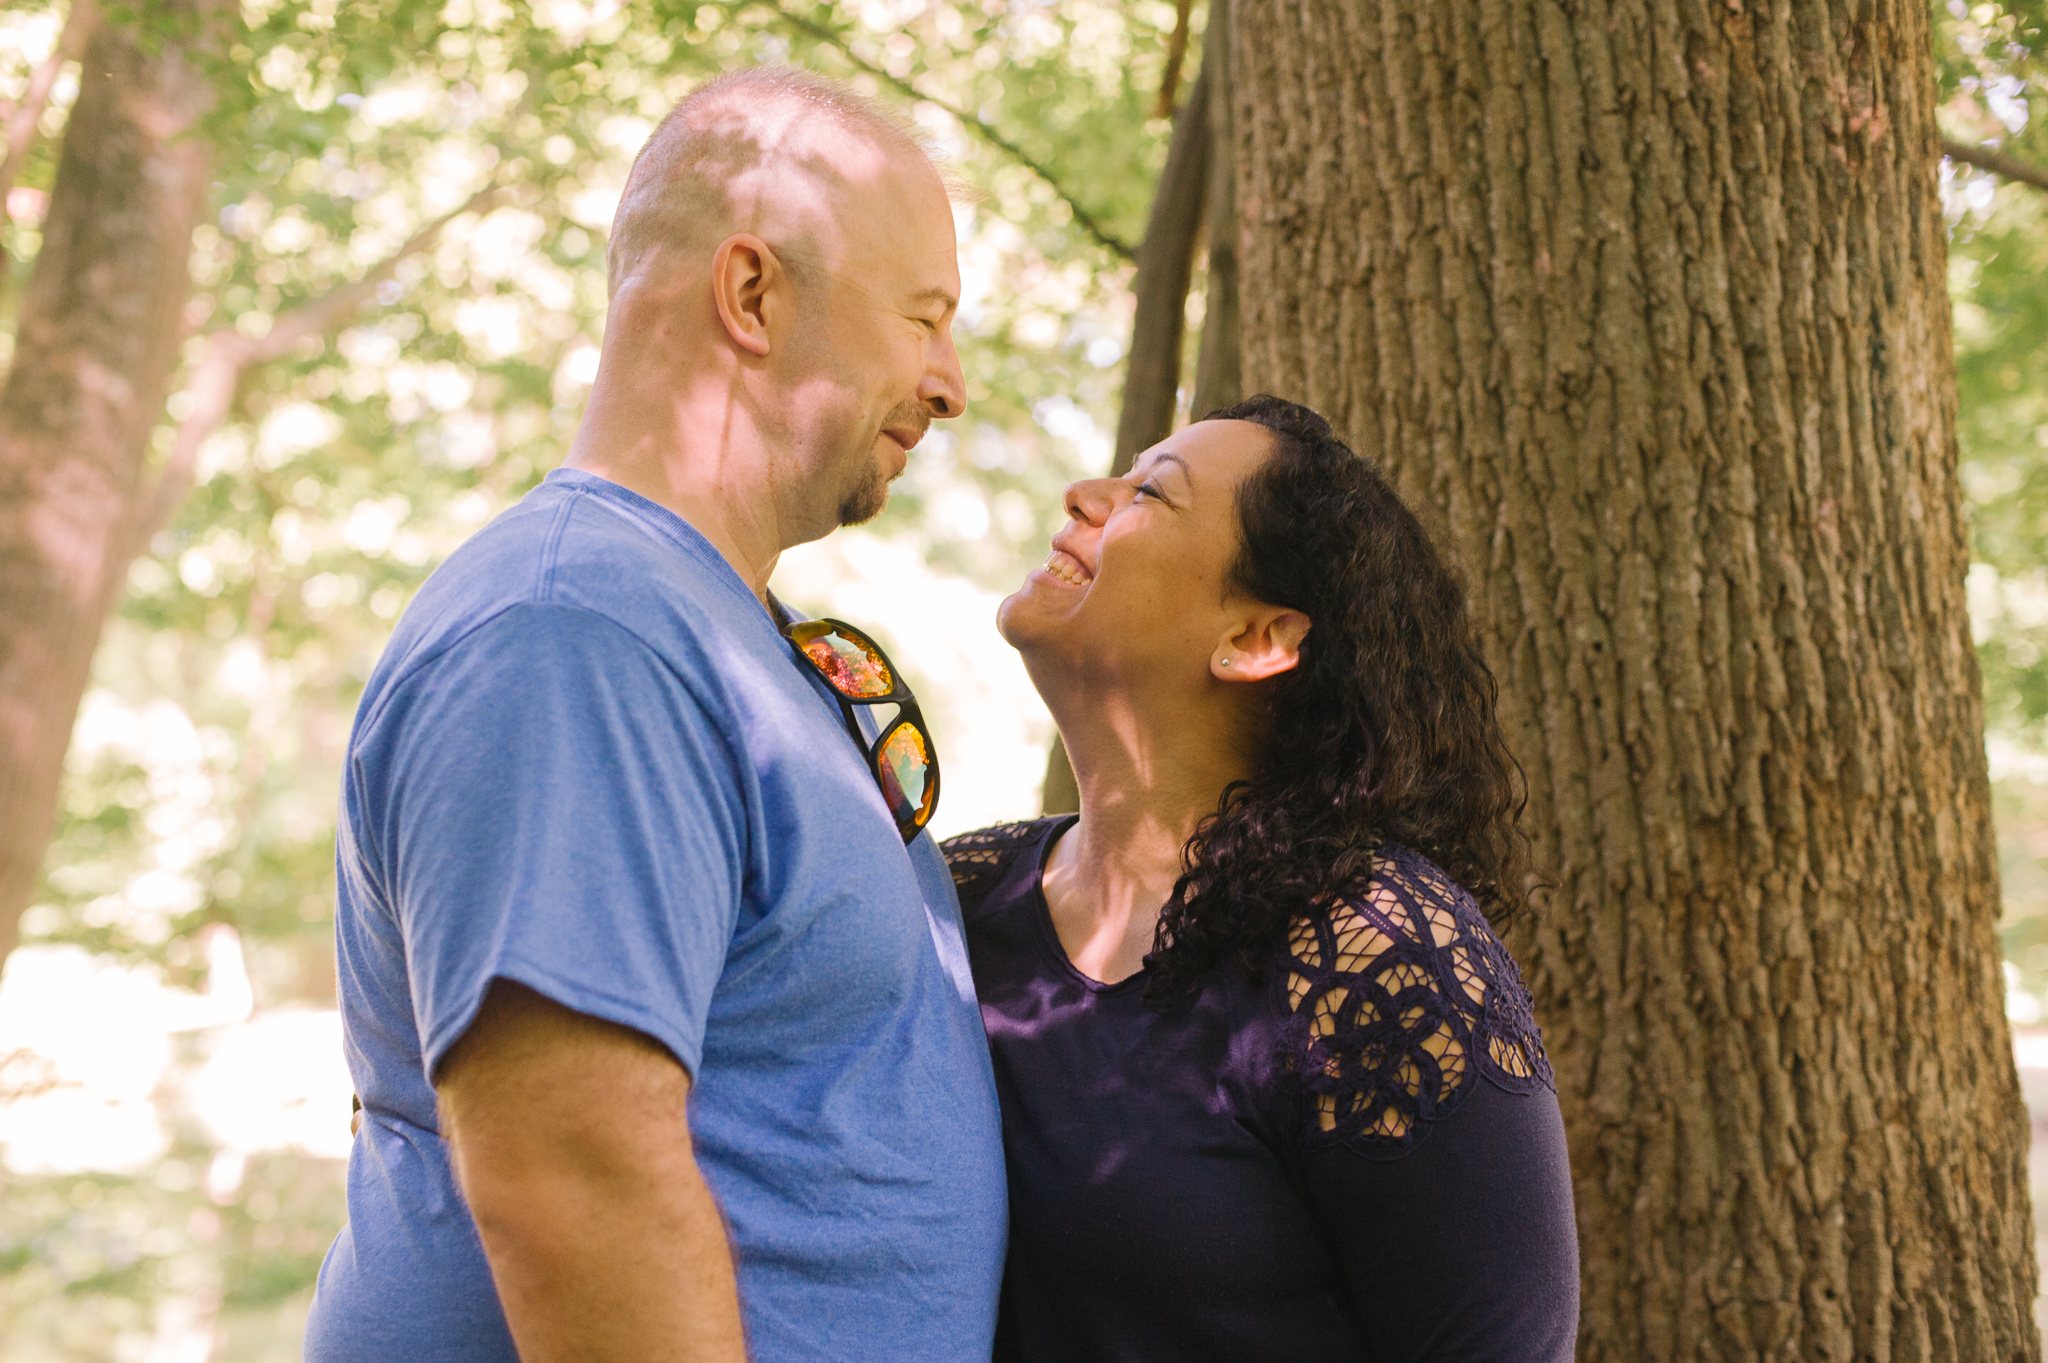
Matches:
[1143,452,1193,485]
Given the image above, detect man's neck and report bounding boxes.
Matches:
[563,386,794,614]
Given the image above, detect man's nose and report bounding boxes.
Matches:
[920,328,968,420]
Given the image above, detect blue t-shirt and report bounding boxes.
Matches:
[304,469,1008,1362]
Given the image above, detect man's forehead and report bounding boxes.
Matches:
[829,160,961,285]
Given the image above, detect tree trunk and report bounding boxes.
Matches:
[0,3,221,962]
[1233,0,2036,1357]
[1109,65,1211,476]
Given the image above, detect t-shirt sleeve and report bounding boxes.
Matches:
[1303,1082,1580,1362]
[351,602,747,1081]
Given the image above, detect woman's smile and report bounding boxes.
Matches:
[1038,547,1093,587]
[961,396,1577,1363]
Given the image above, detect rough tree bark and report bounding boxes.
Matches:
[0,3,224,964]
[1232,0,2035,1358]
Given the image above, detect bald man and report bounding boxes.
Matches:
[305,70,1006,1362]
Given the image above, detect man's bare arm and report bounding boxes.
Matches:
[437,980,747,1362]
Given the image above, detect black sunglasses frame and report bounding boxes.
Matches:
[780,618,941,844]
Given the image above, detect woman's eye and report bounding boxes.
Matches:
[1134,482,1161,500]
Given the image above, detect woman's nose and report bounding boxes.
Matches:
[1063,477,1123,526]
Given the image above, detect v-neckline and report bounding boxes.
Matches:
[1028,815,1152,996]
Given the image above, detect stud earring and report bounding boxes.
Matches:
[1218,657,1233,669]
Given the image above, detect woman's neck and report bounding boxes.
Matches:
[1038,678,1257,983]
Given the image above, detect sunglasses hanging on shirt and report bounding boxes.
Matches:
[781,618,940,844]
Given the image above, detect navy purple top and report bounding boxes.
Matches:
[943,816,1579,1363]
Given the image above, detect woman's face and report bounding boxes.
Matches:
[997,418,1277,681]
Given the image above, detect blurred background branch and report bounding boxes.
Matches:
[1946,135,2048,192]
[749,0,1138,260]
[0,0,92,199]
[1154,0,1194,119]
[135,180,510,558]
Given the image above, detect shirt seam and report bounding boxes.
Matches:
[544,469,766,619]
[533,482,578,605]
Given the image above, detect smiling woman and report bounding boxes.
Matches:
[949,395,1579,1363]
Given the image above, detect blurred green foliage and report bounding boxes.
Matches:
[1938,0,2048,997]
[1946,0,2048,738]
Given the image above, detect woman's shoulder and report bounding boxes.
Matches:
[1277,842,1555,1160]
[938,817,1070,920]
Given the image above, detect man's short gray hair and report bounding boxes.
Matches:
[605,67,938,296]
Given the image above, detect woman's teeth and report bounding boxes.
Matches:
[1043,551,1091,586]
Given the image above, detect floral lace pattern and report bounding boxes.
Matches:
[941,818,1059,915]
[1282,843,1553,1160]
[941,822,1554,1162]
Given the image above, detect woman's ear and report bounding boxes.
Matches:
[1212,609,1311,682]
[710,233,779,358]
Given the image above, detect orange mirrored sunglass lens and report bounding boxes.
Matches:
[877,722,935,829]
[788,622,895,698]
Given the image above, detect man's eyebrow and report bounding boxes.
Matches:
[909,286,959,311]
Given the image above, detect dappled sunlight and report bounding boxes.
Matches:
[0,928,255,1175]
[0,929,318,1160]
[186,1010,353,1164]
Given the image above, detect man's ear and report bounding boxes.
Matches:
[710,233,779,358]
[1212,608,1311,682]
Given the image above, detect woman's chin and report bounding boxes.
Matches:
[997,577,1080,650]
[994,588,1036,647]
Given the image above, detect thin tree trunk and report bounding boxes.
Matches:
[1191,0,1239,420]
[1043,62,1214,816]
[1233,0,2034,1357]
[0,3,224,963]
[1110,66,1210,479]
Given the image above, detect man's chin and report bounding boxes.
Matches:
[836,464,891,527]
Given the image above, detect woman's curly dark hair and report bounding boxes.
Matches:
[1145,395,1532,1004]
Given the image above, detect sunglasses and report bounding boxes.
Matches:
[781,618,940,844]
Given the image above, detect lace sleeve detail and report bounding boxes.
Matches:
[940,819,1062,918]
[1282,843,1554,1160]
